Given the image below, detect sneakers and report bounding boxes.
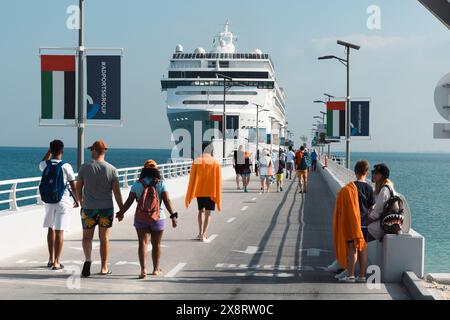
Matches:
[339,276,356,283]
[356,276,367,283]
[335,269,347,280]
[326,260,341,273]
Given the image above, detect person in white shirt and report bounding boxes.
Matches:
[258,149,274,193]
[285,146,296,180]
[368,163,398,241]
[39,140,78,270]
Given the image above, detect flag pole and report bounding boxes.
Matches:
[77,0,85,171]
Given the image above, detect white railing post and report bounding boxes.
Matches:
[36,187,43,205]
[9,183,18,211]
[122,170,128,189]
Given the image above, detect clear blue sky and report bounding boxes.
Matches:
[1,0,449,152]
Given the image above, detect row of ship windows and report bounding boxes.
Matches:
[176,91,258,96]
[182,100,249,105]
[172,53,270,60]
[161,80,275,89]
[168,71,270,79]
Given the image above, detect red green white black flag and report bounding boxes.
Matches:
[40,55,76,120]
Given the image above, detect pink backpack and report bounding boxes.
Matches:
[135,179,160,223]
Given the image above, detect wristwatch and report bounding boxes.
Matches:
[170,212,178,219]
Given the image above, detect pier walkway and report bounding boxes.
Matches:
[0,170,410,300]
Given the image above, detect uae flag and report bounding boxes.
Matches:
[41,55,76,120]
[327,101,346,138]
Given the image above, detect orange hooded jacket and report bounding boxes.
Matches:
[185,154,222,211]
[333,182,367,268]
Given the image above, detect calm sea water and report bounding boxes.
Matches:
[0,148,449,273]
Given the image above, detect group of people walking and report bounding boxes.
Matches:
[39,140,222,279]
[233,144,320,194]
[39,138,401,284]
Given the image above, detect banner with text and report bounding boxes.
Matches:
[350,101,370,137]
[86,56,121,120]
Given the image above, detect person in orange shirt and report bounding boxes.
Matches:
[185,142,222,242]
[333,179,367,283]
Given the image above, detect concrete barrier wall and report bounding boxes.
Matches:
[0,166,235,262]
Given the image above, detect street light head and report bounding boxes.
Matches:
[314,100,326,104]
[318,55,335,60]
[324,93,335,99]
[337,40,360,51]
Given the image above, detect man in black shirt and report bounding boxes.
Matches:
[352,160,375,282]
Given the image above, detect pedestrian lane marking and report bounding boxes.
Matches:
[116,261,140,266]
[235,272,298,278]
[215,263,314,271]
[204,234,218,243]
[241,206,248,211]
[227,217,237,223]
[165,262,187,278]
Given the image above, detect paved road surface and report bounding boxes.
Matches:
[0,171,410,300]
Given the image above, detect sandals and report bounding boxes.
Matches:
[47,261,54,268]
[52,264,64,271]
[138,273,147,280]
[98,270,112,276]
[151,268,163,276]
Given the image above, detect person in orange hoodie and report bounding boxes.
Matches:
[185,142,222,242]
[333,180,367,283]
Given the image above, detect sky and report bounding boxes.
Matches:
[1,0,450,153]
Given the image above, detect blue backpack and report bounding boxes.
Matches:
[39,160,66,204]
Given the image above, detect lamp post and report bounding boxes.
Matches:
[318,40,360,169]
[216,73,233,159]
[77,0,85,171]
[252,103,270,173]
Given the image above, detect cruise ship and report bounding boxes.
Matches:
[161,22,287,159]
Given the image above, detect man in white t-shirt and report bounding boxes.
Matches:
[285,146,296,180]
[39,140,79,270]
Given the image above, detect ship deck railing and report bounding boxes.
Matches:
[0,158,233,212]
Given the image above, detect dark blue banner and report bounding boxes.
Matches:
[86,56,121,120]
[350,101,370,137]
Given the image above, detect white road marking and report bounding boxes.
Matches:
[227,217,237,223]
[204,234,218,243]
[116,261,140,266]
[215,264,310,271]
[251,197,258,201]
[165,263,187,278]
[300,248,331,257]
[276,273,296,278]
[235,272,298,278]
[16,259,28,264]
[241,206,249,211]
[233,246,270,255]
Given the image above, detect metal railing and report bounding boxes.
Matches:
[0,158,233,212]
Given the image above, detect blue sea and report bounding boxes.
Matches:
[0,147,449,273]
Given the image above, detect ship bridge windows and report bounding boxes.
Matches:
[219,61,229,68]
[168,71,269,79]
[208,61,217,68]
[183,100,249,106]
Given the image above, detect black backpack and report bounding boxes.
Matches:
[380,185,404,235]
